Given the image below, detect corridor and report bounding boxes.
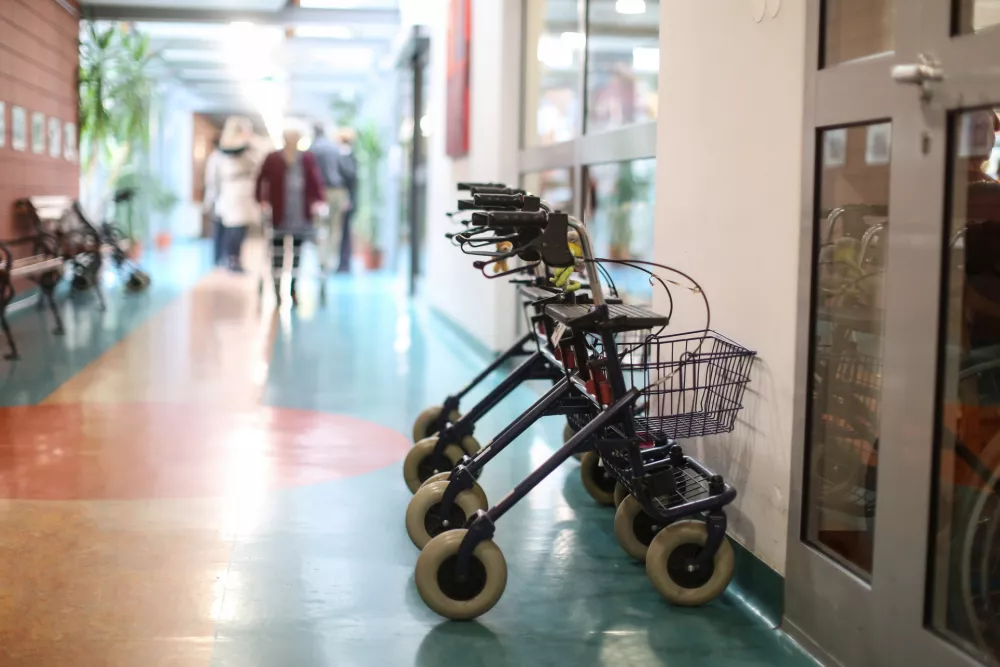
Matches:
[0,244,811,666]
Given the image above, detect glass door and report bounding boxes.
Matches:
[787,2,1000,666]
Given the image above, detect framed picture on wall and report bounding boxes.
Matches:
[64,121,76,161]
[31,112,45,154]
[48,117,61,159]
[11,106,26,151]
[0,102,6,148]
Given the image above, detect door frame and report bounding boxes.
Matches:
[786,2,1000,666]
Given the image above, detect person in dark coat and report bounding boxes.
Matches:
[255,126,326,304]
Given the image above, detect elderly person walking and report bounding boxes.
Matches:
[204,116,262,272]
[311,124,358,274]
[255,125,327,305]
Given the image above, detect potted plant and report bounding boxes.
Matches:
[608,162,636,260]
[354,121,386,270]
[79,22,158,249]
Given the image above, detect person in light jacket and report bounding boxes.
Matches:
[204,116,263,272]
[255,126,326,305]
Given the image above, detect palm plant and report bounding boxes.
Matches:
[79,22,159,237]
[355,121,387,257]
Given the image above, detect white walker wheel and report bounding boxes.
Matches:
[614,494,662,563]
[645,520,735,606]
[415,529,508,621]
[564,422,584,461]
[614,482,628,508]
[406,481,488,549]
[412,405,462,443]
[403,438,466,494]
[419,472,489,509]
[459,434,482,457]
[579,450,617,506]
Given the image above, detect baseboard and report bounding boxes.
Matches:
[726,538,785,630]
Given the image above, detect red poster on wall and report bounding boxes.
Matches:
[445,0,471,157]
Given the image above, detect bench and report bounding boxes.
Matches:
[0,223,65,360]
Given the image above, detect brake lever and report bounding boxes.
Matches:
[476,262,539,280]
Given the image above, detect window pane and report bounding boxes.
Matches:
[956,0,1000,34]
[522,168,575,214]
[929,107,1000,663]
[584,158,656,303]
[805,123,891,576]
[584,0,659,134]
[523,0,582,148]
[823,0,894,67]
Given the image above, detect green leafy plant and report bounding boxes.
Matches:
[79,22,158,237]
[329,94,359,128]
[354,121,386,249]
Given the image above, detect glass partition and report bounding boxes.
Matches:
[523,0,583,147]
[584,0,659,134]
[584,157,656,303]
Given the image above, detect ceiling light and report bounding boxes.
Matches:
[615,0,646,15]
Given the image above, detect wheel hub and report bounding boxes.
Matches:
[424,502,466,538]
[632,511,661,546]
[437,555,488,602]
[666,543,715,589]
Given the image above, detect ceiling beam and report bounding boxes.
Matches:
[79,4,400,25]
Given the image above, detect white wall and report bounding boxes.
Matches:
[422,0,523,352]
[654,1,807,572]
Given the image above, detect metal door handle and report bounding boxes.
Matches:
[891,55,943,100]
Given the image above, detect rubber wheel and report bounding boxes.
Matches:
[564,422,584,461]
[412,405,462,443]
[579,450,616,506]
[403,438,466,494]
[415,529,508,620]
[406,481,488,549]
[457,434,482,457]
[419,472,489,509]
[614,494,663,562]
[645,520,735,606]
[614,482,628,508]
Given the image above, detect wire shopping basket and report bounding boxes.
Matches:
[605,330,756,441]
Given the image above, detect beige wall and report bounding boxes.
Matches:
[654,1,808,572]
[424,0,523,351]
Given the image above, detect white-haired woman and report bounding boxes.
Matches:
[204,116,263,272]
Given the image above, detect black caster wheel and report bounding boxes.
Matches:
[403,437,467,494]
[412,405,462,443]
[614,494,662,562]
[406,481,488,549]
[415,529,508,620]
[579,450,616,506]
[645,520,734,606]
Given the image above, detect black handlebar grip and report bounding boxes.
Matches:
[469,186,527,196]
[470,212,489,226]
[457,199,476,210]
[486,210,548,227]
[458,181,509,191]
[473,193,524,208]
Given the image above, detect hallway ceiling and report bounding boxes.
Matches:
[80,1,401,122]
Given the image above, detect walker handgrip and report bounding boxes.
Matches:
[485,210,548,227]
[468,186,526,196]
[473,193,524,208]
[458,181,509,191]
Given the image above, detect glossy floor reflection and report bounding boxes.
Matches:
[0,244,814,666]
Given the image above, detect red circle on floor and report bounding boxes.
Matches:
[0,403,412,500]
